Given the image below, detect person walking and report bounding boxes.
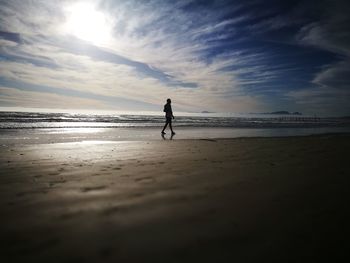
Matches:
[161,98,175,135]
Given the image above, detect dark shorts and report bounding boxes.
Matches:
[166,117,172,123]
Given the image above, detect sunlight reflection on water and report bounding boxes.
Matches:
[43,128,105,134]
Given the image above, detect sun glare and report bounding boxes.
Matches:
[64,2,112,45]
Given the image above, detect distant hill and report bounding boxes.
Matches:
[260,111,302,115]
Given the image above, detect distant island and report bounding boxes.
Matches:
[200,110,302,115]
[257,111,302,115]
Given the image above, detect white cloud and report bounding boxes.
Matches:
[286,59,350,116]
[0,39,18,47]
[312,60,350,89]
[0,0,286,113]
[297,23,350,56]
[291,6,350,116]
[0,86,108,109]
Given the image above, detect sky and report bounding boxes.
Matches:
[0,0,349,116]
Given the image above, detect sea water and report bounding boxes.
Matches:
[0,111,349,144]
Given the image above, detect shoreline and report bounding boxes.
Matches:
[1,126,350,145]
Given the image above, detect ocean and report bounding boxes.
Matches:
[0,111,350,144]
[1,111,349,129]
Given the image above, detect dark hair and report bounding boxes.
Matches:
[167,98,171,103]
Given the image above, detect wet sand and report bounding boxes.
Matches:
[0,134,349,262]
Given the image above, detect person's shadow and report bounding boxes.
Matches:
[161,133,175,140]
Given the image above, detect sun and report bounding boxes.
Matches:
[64,2,111,45]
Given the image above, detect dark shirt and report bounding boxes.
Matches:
[164,103,173,118]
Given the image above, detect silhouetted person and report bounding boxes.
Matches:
[161,98,175,135]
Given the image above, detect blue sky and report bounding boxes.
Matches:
[0,0,349,116]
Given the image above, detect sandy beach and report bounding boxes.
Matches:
[1,134,349,262]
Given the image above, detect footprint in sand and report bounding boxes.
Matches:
[135,177,154,183]
[101,205,129,216]
[81,185,107,192]
[200,139,217,142]
[49,180,67,187]
[16,190,48,197]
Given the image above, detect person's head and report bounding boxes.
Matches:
[167,98,171,103]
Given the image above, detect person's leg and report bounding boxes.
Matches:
[169,122,175,134]
[161,122,168,133]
